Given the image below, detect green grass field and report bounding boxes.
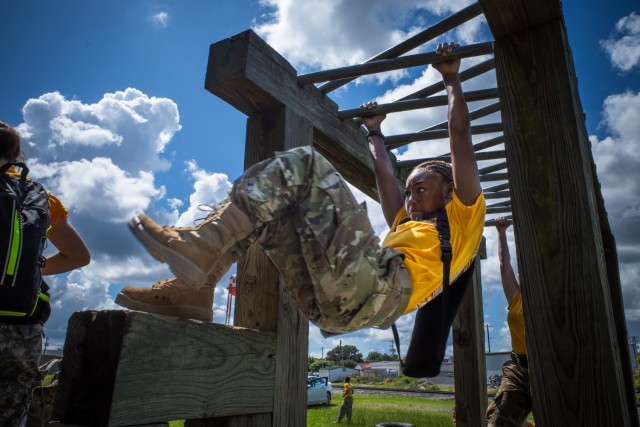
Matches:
[168,393,455,427]
[307,393,455,426]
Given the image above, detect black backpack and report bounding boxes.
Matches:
[0,162,51,324]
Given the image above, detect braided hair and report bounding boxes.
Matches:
[411,160,453,183]
[0,121,22,163]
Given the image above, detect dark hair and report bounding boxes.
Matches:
[0,121,22,162]
[411,160,453,183]
[345,376,350,382]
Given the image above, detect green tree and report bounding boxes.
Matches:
[326,344,363,363]
[309,358,335,372]
[381,352,399,361]
[308,355,317,371]
[343,359,357,368]
[367,351,383,362]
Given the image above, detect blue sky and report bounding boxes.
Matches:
[2,1,638,361]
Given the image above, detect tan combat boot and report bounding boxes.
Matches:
[129,199,253,287]
[115,251,235,321]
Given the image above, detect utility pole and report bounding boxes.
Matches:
[321,346,324,359]
[630,336,638,358]
[485,323,492,353]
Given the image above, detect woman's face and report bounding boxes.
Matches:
[404,170,454,220]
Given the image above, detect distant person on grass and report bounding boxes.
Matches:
[336,376,353,424]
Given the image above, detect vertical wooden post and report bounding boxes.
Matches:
[453,239,487,426]
[479,1,637,423]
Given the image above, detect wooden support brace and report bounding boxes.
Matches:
[53,311,277,427]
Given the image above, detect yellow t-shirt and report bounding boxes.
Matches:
[382,192,486,314]
[343,382,352,398]
[508,292,527,355]
[6,166,68,233]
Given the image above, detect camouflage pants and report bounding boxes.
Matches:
[0,323,44,427]
[230,146,412,334]
[338,396,353,422]
[486,359,532,427]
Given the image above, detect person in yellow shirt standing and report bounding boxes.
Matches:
[485,217,534,427]
[336,376,353,424]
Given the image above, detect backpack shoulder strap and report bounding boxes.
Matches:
[0,162,29,181]
[392,207,452,372]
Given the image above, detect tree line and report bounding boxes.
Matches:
[308,344,399,372]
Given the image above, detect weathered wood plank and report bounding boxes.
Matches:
[271,108,312,427]
[53,311,127,425]
[187,242,279,427]
[205,29,378,199]
[479,0,562,39]
[452,246,487,427]
[54,311,276,427]
[195,107,312,427]
[486,11,635,425]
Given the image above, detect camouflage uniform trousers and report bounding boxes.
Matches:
[230,146,412,335]
[486,358,532,427]
[0,323,44,427]
[338,395,353,422]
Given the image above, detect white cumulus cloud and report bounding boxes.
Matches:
[600,12,640,72]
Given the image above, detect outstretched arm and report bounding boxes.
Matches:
[42,217,91,276]
[495,217,520,303]
[432,43,481,206]
[361,102,404,228]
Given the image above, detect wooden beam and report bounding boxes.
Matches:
[386,123,502,151]
[478,0,562,38]
[298,43,494,86]
[398,58,495,102]
[481,1,637,423]
[191,242,278,427]
[452,244,487,427]
[192,107,313,427]
[319,2,484,93]
[205,30,378,199]
[53,311,277,426]
[339,88,499,120]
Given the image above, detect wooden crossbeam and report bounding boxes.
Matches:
[397,150,505,169]
[205,29,379,199]
[398,58,495,102]
[318,2,484,93]
[385,123,502,150]
[423,102,501,131]
[298,42,494,86]
[339,88,499,119]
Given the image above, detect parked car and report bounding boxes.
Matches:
[307,376,332,406]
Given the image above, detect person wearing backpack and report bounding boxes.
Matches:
[118,43,484,371]
[0,120,90,427]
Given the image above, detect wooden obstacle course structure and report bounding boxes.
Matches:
[52,1,637,425]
